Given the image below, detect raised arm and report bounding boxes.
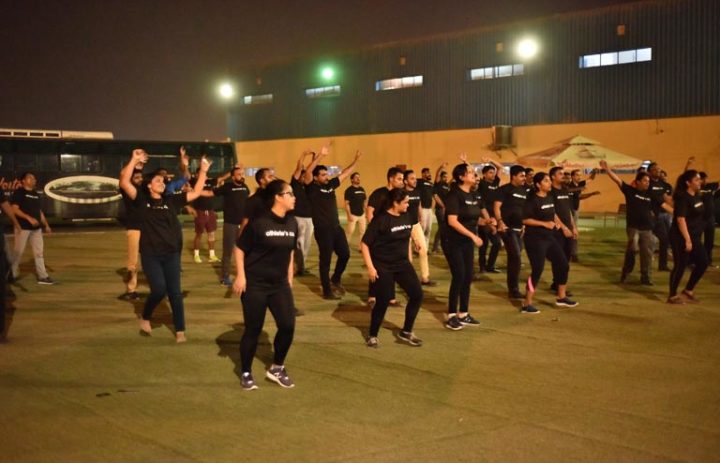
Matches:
[119,149,148,200]
[302,147,327,185]
[337,150,363,183]
[293,151,311,180]
[434,162,448,183]
[178,146,191,180]
[186,157,212,202]
[481,157,504,173]
[600,160,622,188]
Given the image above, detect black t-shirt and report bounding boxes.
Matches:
[569,180,586,211]
[433,182,450,212]
[551,186,574,228]
[190,177,215,211]
[649,179,673,215]
[444,186,482,244]
[406,188,421,225]
[418,179,434,208]
[344,185,367,217]
[135,190,188,255]
[10,188,42,230]
[368,187,391,212]
[672,191,705,236]
[214,180,250,225]
[244,191,266,223]
[523,193,556,239]
[496,184,528,230]
[290,177,311,218]
[361,212,413,271]
[700,183,718,221]
[479,178,500,217]
[238,212,298,282]
[306,177,341,228]
[620,183,654,230]
[121,189,143,230]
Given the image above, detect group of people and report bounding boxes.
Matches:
[116,145,716,390]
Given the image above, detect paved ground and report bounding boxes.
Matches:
[1,221,718,462]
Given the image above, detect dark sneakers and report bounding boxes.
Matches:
[555,297,579,308]
[266,366,295,388]
[458,314,480,326]
[323,292,341,300]
[521,305,540,314]
[37,277,56,285]
[241,372,258,391]
[421,279,438,286]
[398,331,423,346]
[444,316,464,331]
[330,282,346,295]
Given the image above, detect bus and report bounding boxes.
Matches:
[0,128,236,221]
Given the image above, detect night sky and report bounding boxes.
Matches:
[1,0,639,141]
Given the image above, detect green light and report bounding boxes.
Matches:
[321,67,335,81]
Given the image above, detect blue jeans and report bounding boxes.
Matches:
[141,251,185,332]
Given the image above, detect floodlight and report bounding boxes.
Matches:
[516,38,539,59]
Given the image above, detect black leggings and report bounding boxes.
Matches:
[669,230,708,297]
[479,226,500,271]
[500,229,523,293]
[523,232,569,293]
[313,225,350,295]
[442,239,474,314]
[240,281,295,373]
[369,262,423,337]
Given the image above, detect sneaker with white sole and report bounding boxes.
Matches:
[555,297,579,308]
[241,372,258,391]
[444,316,464,331]
[37,277,56,285]
[458,314,480,326]
[398,331,423,346]
[366,336,379,348]
[521,305,540,314]
[266,366,295,388]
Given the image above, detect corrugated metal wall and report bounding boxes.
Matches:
[230,0,719,141]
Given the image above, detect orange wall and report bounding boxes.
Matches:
[235,115,720,212]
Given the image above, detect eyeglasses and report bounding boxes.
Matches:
[278,191,295,197]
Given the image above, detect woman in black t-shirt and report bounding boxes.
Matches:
[442,164,484,330]
[668,170,708,304]
[521,173,577,314]
[119,149,211,343]
[361,188,423,348]
[233,180,298,390]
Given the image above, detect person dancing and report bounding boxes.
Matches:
[233,179,299,390]
[119,149,211,343]
[361,188,423,347]
[521,172,578,314]
[667,170,709,304]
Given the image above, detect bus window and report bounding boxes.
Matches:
[83,155,102,173]
[37,154,59,172]
[15,154,37,172]
[61,154,82,172]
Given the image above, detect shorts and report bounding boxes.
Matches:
[194,210,218,233]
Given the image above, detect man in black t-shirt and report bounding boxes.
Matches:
[478,164,501,273]
[366,167,404,222]
[0,186,21,339]
[648,162,673,271]
[291,151,315,276]
[343,172,367,252]
[10,172,55,285]
[567,169,599,262]
[120,167,145,299]
[495,165,528,299]
[213,166,250,285]
[431,167,450,253]
[699,172,718,266]
[550,167,578,293]
[405,169,435,286]
[601,160,656,284]
[417,167,435,244]
[303,148,362,299]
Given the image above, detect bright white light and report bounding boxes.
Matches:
[321,67,335,80]
[516,38,539,59]
[218,83,235,100]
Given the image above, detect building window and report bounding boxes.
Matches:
[305,85,341,98]
[579,47,652,68]
[469,63,524,80]
[242,94,273,105]
[375,75,423,91]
